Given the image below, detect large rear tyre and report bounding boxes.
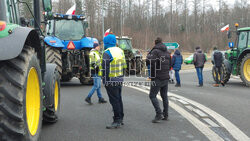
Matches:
[0,46,43,141]
[135,58,144,75]
[43,64,61,123]
[212,64,230,84]
[46,47,62,76]
[240,54,250,86]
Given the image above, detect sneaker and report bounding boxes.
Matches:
[85,97,93,105]
[175,83,181,87]
[106,122,121,129]
[213,84,219,87]
[99,98,107,103]
[197,84,203,87]
[152,114,163,123]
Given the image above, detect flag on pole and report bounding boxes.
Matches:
[66,4,76,15]
[221,24,229,32]
[104,28,111,37]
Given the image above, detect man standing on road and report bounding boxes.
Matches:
[85,43,107,104]
[147,37,171,123]
[100,34,127,129]
[212,47,224,87]
[172,49,183,87]
[193,46,207,87]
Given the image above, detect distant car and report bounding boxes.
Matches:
[184,54,207,65]
[184,54,194,64]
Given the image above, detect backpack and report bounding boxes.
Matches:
[214,51,223,67]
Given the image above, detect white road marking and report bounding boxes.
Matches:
[128,86,223,141]
[127,86,250,141]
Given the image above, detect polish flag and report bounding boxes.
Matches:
[221,24,229,32]
[104,28,111,37]
[66,4,76,15]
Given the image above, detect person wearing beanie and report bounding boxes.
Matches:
[100,34,127,129]
[85,43,107,104]
[146,37,171,123]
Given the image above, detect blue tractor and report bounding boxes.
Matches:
[44,14,98,84]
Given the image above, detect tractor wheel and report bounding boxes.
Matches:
[240,54,250,86]
[43,64,61,123]
[212,64,230,84]
[0,46,43,141]
[135,58,144,74]
[46,47,62,76]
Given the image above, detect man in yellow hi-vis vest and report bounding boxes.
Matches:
[100,34,127,129]
[85,43,107,104]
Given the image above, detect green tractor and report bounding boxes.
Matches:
[212,23,250,86]
[116,36,144,75]
[0,0,61,140]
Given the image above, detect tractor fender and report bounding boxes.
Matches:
[224,59,232,73]
[0,27,41,61]
[44,36,64,48]
[80,37,98,48]
[238,48,250,62]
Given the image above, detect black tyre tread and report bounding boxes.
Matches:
[46,47,62,75]
[240,54,250,86]
[136,58,143,74]
[0,46,37,140]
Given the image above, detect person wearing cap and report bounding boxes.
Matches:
[100,34,127,129]
[85,43,107,104]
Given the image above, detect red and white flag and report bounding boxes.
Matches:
[66,4,76,15]
[104,28,111,37]
[221,24,229,32]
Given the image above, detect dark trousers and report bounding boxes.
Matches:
[215,66,222,84]
[149,79,169,116]
[105,85,124,123]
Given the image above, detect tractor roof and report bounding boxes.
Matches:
[116,36,132,40]
[53,13,86,20]
[238,27,250,31]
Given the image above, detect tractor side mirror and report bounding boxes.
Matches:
[42,0,52,12]
[227,31,232,39]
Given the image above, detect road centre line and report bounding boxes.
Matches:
[128,86,223,141]
[127,86,250,141]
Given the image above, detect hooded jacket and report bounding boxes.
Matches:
[146,43,171,80]
[172,49,183,71]
[102,34,124,85]
[193,49,206,68]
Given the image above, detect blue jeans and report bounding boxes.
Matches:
[196,68,203,85]
[175,70,180,84]
[87,74,102,98]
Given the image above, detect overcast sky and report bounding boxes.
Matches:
[161,0,247,11]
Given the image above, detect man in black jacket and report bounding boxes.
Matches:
[146,37,171,123]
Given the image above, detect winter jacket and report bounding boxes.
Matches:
[101,34,124,85]
[212,50,224,67]
[146,43,171,80]
[172,50,183,71]
[193,49,206,68]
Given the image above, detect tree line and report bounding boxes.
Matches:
[20,0,250,52]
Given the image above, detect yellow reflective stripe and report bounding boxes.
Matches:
[110,63,127,68]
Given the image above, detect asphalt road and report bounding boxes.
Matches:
[41,78,207,141]
[40,69,249,141]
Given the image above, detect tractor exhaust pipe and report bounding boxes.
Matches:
[33,0,40,30]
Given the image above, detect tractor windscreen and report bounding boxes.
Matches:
[55,19,85,40]
[118,39,132,50]
[0,0,7,21]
